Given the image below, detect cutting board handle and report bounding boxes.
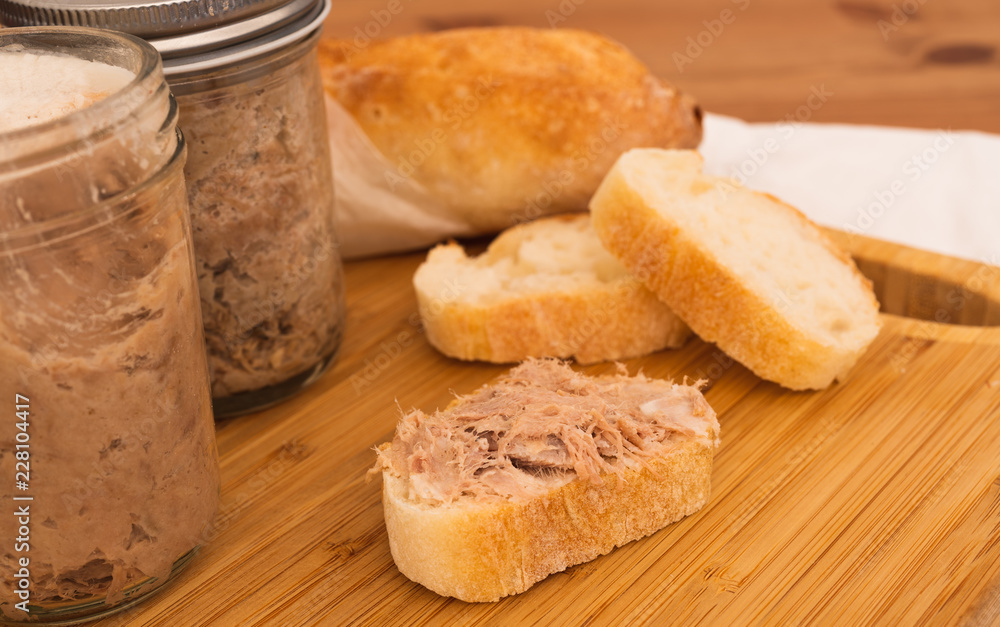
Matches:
[825,228,1000,327]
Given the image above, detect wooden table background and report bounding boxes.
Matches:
[91,1,1000,625]
[325,0,1000,133]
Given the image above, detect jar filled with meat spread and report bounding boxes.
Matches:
[0,28,220,623]
[1,0,347,416]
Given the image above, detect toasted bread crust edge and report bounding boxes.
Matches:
[382,439,715,602]
[415,256,691,364]
[589,158,880,390]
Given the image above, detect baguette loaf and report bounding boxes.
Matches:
[413,214,691,364]
[375,359,719,602]
[320,27,702,251]
[589,149,882,390]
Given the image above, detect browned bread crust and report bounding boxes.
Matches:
[376,359,719,602]
[320,27,702,233]
[590,149,882,390]
[382,442,714,602]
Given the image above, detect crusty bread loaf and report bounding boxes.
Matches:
[413,213,691,364]
[589,149,882,390]
[375,359,719,602]
[320,27,702,235]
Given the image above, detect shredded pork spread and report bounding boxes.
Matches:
[376,359,718,505]
[177,47,344,400]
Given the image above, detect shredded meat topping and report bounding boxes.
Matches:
[376,359,719,505]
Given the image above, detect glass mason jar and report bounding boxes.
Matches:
[1,0,347,417]
[0,28,221,624]
[169,24,346,417]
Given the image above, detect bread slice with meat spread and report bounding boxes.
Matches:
[374,358,719,602]
[412,213,691,364]
[589,149,882,390]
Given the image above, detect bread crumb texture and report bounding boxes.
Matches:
[590,149,881,390]
[376,359,719,601]
[413,213,690,364]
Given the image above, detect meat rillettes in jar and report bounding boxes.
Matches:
[170,26,345,415]
[0,27,220,624]
[0,0,347,417]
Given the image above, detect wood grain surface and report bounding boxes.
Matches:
[323,0,1000,133]
[89,234,1000,626]
[87,1,1000,625]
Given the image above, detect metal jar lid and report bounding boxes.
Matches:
[0,0,330,75]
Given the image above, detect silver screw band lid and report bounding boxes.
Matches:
[0,0,287,38]
[0,0,329,73]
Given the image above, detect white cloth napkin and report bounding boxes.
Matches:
[700,113,1000,266]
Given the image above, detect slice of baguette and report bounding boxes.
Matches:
[412,213,691,364]
[589,149,881,390]
[375,359,719,602]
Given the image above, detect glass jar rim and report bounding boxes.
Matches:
[1,27,179,248]
[0,0,293,39]
[0,0,330,76]
[0,26,165,166]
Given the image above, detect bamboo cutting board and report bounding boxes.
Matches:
[95,231,1000,626]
